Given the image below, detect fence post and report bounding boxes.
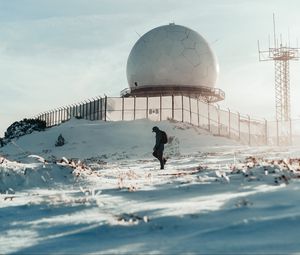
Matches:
[208,103,210,132]
[100,98,103,120]
[217,105,220,136]
[248,115,251,146]
[81,102,84,119]
[181,95,184,122]
[49,111,52,126]
[172,95,174,120]
[290,118,293,146]
[86,101,89,119]
[160,94,162,121]
[74,104,77,118]
[74,104,76,119]
[98,98,101,120]
[88,101,90,120]
[58,108,61,125]
[82,103,85,119]
[56,109,58,125]
[104,96,107,121]
[64,107,67,121]
[88,100,91,119]
[189,96,192,124]
[276,119,279,146]
[95,100,97,120]
[91,100,94,120]
[59,108,61,124]
[81,101,86,119]
[85,101,89,119]
[64,107,66,122]
[197,98,200,127]
[66,106,69,121]
[45,113,47,125]
[61,107,64,122]
[122,97,124,121]
[238,112,241,141]
[71,104,74,118]
[265,119,268,145]
[59,108,61,123]
[92,100,96,120]
[57,109,60,125]
[134,96,136,120]
[58,108,61,124]
[47,111,50,126]
[53,108,60,125]
[146,96,149,119]
[63,107,66,122]
[96,99,100,120]
[64,106,67,121]
[228,108,231,138]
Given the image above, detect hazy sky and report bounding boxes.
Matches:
[1,0,300,136]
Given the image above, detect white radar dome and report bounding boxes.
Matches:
[126,23,219,89]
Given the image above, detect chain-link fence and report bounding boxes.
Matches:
[36,95,296,146]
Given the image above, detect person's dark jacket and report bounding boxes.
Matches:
[153,129,164,152]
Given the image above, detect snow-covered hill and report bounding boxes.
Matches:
[0,118,238,161]
[2,119,300,254]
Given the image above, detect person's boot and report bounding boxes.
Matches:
[160,160,164,169]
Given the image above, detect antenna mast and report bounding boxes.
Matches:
[258,14,299,121]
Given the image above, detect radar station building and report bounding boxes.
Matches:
[121,23,225,103]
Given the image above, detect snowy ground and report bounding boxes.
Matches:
[1,119,300,254]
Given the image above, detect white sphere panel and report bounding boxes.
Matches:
[127,24,219,89]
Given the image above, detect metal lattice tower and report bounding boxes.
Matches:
[258,14,299,121]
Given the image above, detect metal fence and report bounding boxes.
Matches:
[35,95,295,146]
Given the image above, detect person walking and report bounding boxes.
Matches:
[152,126,167,169]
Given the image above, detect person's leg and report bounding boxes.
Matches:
[157,150,164,169]
[153,150,164,169]
[152,150,158,159]
[161,149,166,165]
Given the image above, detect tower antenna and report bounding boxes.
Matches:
[258,14,299,121]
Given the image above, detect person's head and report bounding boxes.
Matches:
[152,126,159,133]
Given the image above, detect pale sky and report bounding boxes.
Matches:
[1,0,300,136]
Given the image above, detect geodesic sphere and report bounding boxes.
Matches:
[126,23,219,89]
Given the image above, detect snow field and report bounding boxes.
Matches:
[1,119,300,254]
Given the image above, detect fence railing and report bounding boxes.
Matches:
[35,95,295,146]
